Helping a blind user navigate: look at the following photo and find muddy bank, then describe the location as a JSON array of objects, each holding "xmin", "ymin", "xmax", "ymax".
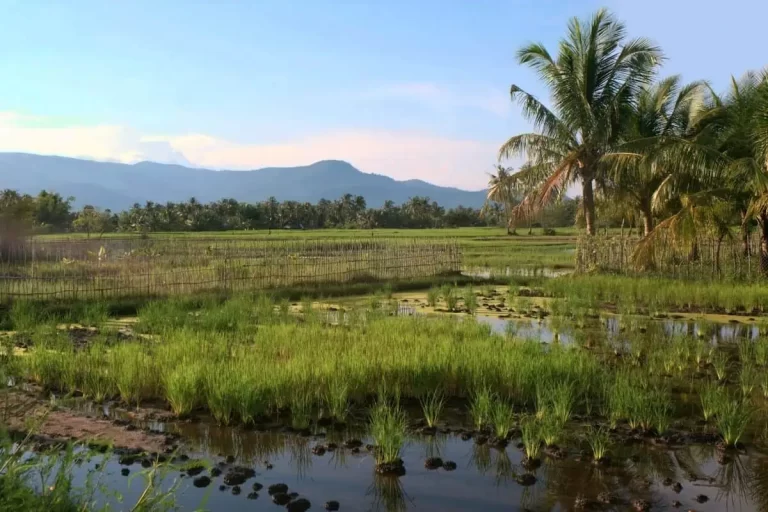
[{"xmin": 2, "ymin": 389, "xmax": 174, "ymax": 453}]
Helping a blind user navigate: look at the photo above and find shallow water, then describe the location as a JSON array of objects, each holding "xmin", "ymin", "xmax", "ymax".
[{"xmin": 59, "ymin": 422, "xmax": 768, "ymax": 511}]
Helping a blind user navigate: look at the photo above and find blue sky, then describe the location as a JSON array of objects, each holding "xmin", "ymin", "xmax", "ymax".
[{"xmin": 0, "ymin": 0, "xmax": 765, "ymax": 190}]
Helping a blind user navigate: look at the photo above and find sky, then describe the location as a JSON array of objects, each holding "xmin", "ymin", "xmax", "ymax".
[{"xmin": 0, "ymin": 0, "xmax": 765, "ymax": 191}]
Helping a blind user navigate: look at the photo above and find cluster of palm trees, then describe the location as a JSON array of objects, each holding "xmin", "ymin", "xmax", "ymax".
[{"xmin": 492, "ymin": 9, "xmax": 768, "ymax": 270}]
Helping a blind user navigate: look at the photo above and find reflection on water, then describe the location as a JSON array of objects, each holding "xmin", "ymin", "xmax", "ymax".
[
  {"xmin": 477, "ymin": 313, "xmax": 760, "ymax": 345},
  {"xmin": 462, "ymin": 267, "xmax": 574, "ymax": 279},
  {"xmin": 58, "ymin": 421, "xmax": 768, "ymax": 511}
]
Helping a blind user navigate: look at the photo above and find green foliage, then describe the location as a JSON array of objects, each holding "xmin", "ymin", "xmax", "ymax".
[
  {"xmin": 520, "ymin": 416, "xmax": 541, "ymax": 460},
  {"xmin": 716, "ymin": 398, "xmax": 751, "ymax": 447},
  {"xmin": 585, "ymin": 426, "xmax": 610, "ymax": 461},
  {"xmin": 370, "ymin": 401, "xmax": 408, "ymax": 464},
  {"xmin": 490, "ymin": 399, "xmax": 515, "ymax": 439}
]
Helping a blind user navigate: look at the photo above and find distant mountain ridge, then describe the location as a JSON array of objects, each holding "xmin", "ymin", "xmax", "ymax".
[{"xmin": 0, "ymin": 153, "xmax": 487, "ymax": 211}]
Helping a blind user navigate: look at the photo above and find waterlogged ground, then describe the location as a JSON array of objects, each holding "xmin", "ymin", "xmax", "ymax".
[{"xmin": 54, "ymin": 420, "xmax": 768, "ymax": 511}]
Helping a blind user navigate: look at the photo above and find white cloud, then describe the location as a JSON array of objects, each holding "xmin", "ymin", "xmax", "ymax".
[
  {"xmin": 0, "ymin": 111, "xmax": 497, "ymax": 190},
  {"xmin": 365, "ymin": 82, "xmax": 510, "ymax": 117}
]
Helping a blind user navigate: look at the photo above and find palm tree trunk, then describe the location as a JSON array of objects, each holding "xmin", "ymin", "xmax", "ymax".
[
  {"xmin": 759, "ymin": 214, "xmax": 768, "ymax": 276},
  {"xmin": 741, "ymin": 211, "xmax": 751, "ymax": 257},
  {"xmin": 640, "ymin": 203, "xmax": 653, "ymax": 237},
  {"xmin": 582, "ymin": 178, "xmax": 597, "ymax": 236}
]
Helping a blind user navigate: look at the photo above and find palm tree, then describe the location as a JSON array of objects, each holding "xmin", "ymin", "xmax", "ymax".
[
  {"xmin": 604, "ymin": 76, "xmax": 705, "ymax": 236},
  {"xmin": 483, "ymin": 165, "xmax": 517, "ymax": 234},
  {"xmin": 498, "ymin": 8, "xmax": 662, "ymax": 235}
]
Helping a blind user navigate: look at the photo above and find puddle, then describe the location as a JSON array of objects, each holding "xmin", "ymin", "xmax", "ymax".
[
  {"xmin": 462, "ymin": 267, "xmax": 573, "ymax": 279},
  {"xmin": 46, "ymin": 423, "xmax": 768, "ymax": 511}
]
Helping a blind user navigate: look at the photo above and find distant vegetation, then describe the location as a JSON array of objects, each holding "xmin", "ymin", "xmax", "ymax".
[{"xmin": 0, "ymin": 189, "xmax": 579, "ymax": 235}]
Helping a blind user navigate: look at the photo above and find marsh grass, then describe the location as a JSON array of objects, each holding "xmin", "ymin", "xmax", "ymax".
[
  {"xmin": 540, "ymin": 415, "xmax": 564, "ymax": 447},
  {"xmin": 490, "ymin": 399, "xmax": 514, "ymax": 439},
  {"xmin": 164, "ymin": 364, "xmax": 202, "ymax": 417},
  {"xmin": 700, "ymin": 381, "xmax": 729, "ymax": 423},
  {"xmin": 520, "ymin": 416, "xmax": 541, "ymax": 460},
  {"xmin": 370, "ymin": 401, "xmax": 408, "ymax": 464},
  {"xmin": 464, "ymin": 287, "xmax": 478, "ymax": 314},
  {"xmin": 426, "ymin": 287, "xmax": 439, "ymax": 308},
  {"xmin": 740, "ymin": 363, "xmax": 757, "ymax": 397},
  {"xmin": 442, "ymin": 286, "xmax": 458, "ymax": 312},
  {"xmin": 716, "ymin": 398, "xmax": 751, "ymax": 447},
  {"xmin": 470, "ymin": 387, "xmax": 494, "ymax": 431},
  {"xmin": 585, "ymin": 426, "xmax": 610, "ymax": 462},
  {"xmin": 419, "ymin": 389, "xmax": 445, "ymax": 428},
  {"xmin": 711, "ymin": 351, "xmax": 729, "ymax": 381},
  {"xmin": 325, "ymin": 379, "xmax": 350, "ymax": 421}
]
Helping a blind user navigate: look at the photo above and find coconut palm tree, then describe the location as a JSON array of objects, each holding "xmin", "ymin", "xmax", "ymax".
[
  {"xmin": 498, "ymin": 8, "xmax": 663, "ymax": 235},
  {"xmin": 603, "ymin": 76, "xmax": 705, "ymax": 236},
  {"xmin": 483, "ymin": 165, "xmax": 517, "ymax": 234}
]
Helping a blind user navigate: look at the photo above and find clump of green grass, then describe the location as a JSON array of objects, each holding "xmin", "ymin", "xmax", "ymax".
[
  {"xmin": 700, "ymin": 382, "xmax": 727, "ymax": 422},
  {"xmin": 464, "ymin": 287, "xmax": 478, "ymax": 315},
  {"xmin": 442, "ymin": 286, "xmax": 458, "ymax": 312},
  {"xmin": 325, "ymin": 379, "xmax": 350, "ymax": 421},
  {"xmin": 585, "ymin": 426, "xmax": 610, "ymax": 462},
  {"xmin": 741, "ymin": 363, "xmax": 757, "ymax": 397},
  {"xmin": 755, "ymin": 338, "xmax": 768, "ymax": 366},
  {"xmin": 290, "ymin": 388, "xmax": 313, "ymax": 429},
  {"xmin": 370, "ymin": 402, "xmax": 408, "ymax": 464},
  {"xmin": 420, "ymin": 389, "xmax": 445, "ymax": 429},
  {"xmin": 536, "ymin": 381, "xmax": 574, "ymax": 424},
  {"xmin": 520, "ymin": 416, "xmax": 541, "ymax": 461},
  {"xmin": 469, "ymin": 387, "xmax": 494, "ymax": 431},
  {"xmin": 9, "ymin": 299, "xmax": 49, "ymax": 332},
  {"xmin": 540, "ymin": 415, "xmax": 564, "ymax": 447},
  {"xmin": 109, "ymin": 343, "xmax": 158, "ymax": 408},
  {"xmin": 711, "ymin": 351, "xmax": 729, "ymax": 381},
  {"xmin": 164, "ymin": 364, "xmax": 202, "ymax": 417},
  {"xmin": 426, "ymin": 288, "xmax": 439, "ymax": 308},
  {"xmin": 716, "ymin": 399, "xmax": 751, "ymax": 447},
  {"xmin": 490, "ymin": 399, "xmax": 514, "ymax": 440}
]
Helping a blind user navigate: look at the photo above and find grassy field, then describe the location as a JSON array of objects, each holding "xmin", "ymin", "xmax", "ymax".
[{"xmin": 37, "ymin": 227, "xmax": 588, "ymax": 271}]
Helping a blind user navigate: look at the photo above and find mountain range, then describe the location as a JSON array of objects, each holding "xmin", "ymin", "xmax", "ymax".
[{"xmin": 0, "ymin": 153, "xmax": 487, "ymax": 211}]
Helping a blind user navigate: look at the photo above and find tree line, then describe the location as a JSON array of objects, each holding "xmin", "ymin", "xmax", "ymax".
[
  {"xmin": 492, "ymin": 8, "xmax": 768, "ymax": 270},
  {"xmin": 0, "ymin": 189, "xmax": 580, "ymax": 235}
]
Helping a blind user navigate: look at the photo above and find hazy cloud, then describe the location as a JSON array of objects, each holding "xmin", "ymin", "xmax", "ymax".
[
  {"xmin": 365, "ymin": 82, "xmax": 510, "ymax": 117},
  {"xmin": 0, "ymin": 111, "xmax": 496, "ymax": 190}
]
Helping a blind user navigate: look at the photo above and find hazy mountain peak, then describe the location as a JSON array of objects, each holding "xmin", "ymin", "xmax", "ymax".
[{"xmin": 0, "ymin": 153, "xmax": 487, "ymax": 210}]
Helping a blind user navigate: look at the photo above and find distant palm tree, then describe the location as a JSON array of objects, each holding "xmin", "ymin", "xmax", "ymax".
[
  {"xmin": 499, "ymin": 8, "xmax": 662, "ymax": 235},
  {"xmin": 483, "ymin": 165, "xmax": 517, "ymax": 234}
]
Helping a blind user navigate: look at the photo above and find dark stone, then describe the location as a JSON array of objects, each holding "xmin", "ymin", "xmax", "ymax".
[
  {"xmin": 521, "ymin": 457, "xmax": 541, "ymax": 471},
  {"xmin": 272, "ymin": 493, "xmax": 292, "ymax": 505},
  {"xmin": 375, "ymin": 460, "xmax": 406, "ymax": 476},
  {"xmin": 515, "ymin": 473, "xmax": 536, "ymax": 486},
  {"xmin": 286, "ymin": 498, "xmax": 311, "ymax": 512},
  {"xmin": 343, "ymin": 439, "xmax": 363, "ymax": 449},
  {"xmin": 120, "ymin": 468, "xmax": 130, "ymax": 477},
  {"xmin": 210, "ymin": 467, "xmax": 222, "ymax": 477},
  {"xmin": 231, "ymin": 485, "xmax": 241, "ymax": 496},
  {"xmin": 442, "ymin": 461, "xmax": 457, "ymax": 471},
  {"xmin": 193, "ymin": 476, "xmax": 211, "ymax": 488},
  {"xmin": 119, "ymin": 454, "xmax": 139, "ymax": 466},
  {"xmin": 312, "ymin": 445, "xmax": 327, "ymax": 456},
  {"xmin": 325, "ymin": 500, "xmax": 340, "ymax": 511},
  {"xmin": 419, "ymin": 426, "xmax": 437, "ymax": 436},
  {"xmin": 226, "ymin": 455, "xmax": 235, "ymax": 464},
  {"xmin": 186, "ymin": 464, "xmax": 205, "ymax": 476},
  {"xmin": 268, "ymin": 483, "xmax": 289, "ymax": 495},
  {"xmin": 247, "ymin": 492, "xmax": 259, "ymax": 500},
  {"xmin": 632, "ymin": 499, "xmax": 651, "ymax": 512},
  {"xmin": 223, "ymin": 466, "xmax": 256, "ymax": 486},
  {"xmin": 317, "ymin": 417, "xmax": 333, "ymax": 427},
  {"xmin": 424, "ymin": 457, "xmax": 443, "ymax": 470},
  {"xmin": 326, "ymin": 443, "xmax": 338, "ymax": 451},
  {"xmin": 289, "ymin": 492, "xmax": 299, "ymax": 499},
  {"xmin": 596, "ymin": 492, "xmax": 612, "ymax": 504},
  {"xmin": 672, "ymin": 482, "xmax": 683, "ymax": 493},
  {"xmin": 695, "ymin": 494, "xmax": 709, "ymax": 503},
  {"xmin": 252, "ymin": 482, "xmax": 264, "ymax": 492},
  {"xmin": 219, "ymin": 485, "xmax": 226, "ymax": 491}
]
